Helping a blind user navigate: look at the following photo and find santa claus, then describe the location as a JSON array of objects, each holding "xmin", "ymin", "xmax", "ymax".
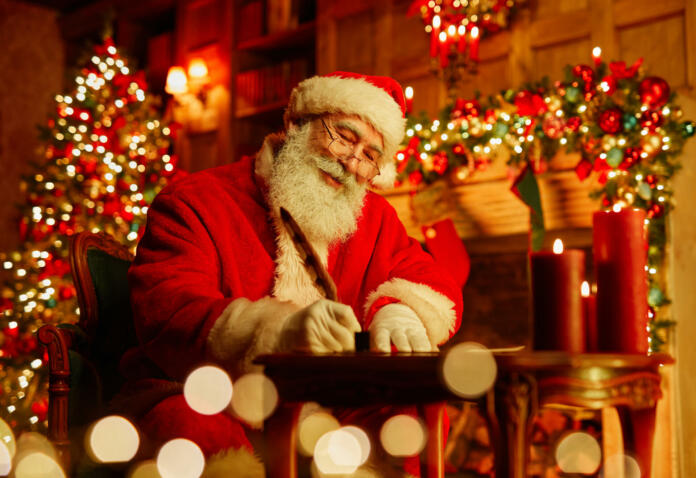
[{"xmin": 124, "ymin": 71, "xmax": 463, "ymax": 476}]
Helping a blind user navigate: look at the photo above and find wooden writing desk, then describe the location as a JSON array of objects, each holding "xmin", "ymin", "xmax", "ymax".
[{"xmin": 257, "ymin": 351, "xmax": 672, "ymax": 477}]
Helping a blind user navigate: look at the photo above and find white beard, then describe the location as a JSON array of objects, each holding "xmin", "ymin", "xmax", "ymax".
[{"xmin": 267, "ymin": 123, "xmax": 367, "ymax": 245}]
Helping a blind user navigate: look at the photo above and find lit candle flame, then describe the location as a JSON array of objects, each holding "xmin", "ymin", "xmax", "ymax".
[
  {"xmin": 439, "ymin": 31, "xmax": 447, "ymax": 42},
  {"xmin": 432, "ymin": 15, "xmax": 441, "ymax": 29},
  {"xmin": 471, "ymin": 26, "xmax": 480, "ymax": 38},
  {"xmin": 553, "ymin": 238, "xmax": 564, "ymax": 254},
  {"xmin": 404, "ymin": 86, "xmax": 414, "ymax": 100},
  {"xmin": 592, "ymin": 46, "xmax": 602, "ymax": 58},
  {"xmin": 581, "ymin": 281, "xmax": 590, "ymax": 297},
  {"xmin": 457, "ymin": 25, "xmax": 466, "ymax": 35},
  {"xmin": 612, "ymin": 203, "xmax": 623, "ymax": 212},
  {"xmin": 447, "ymin": 25, "xmax": 456, "ymax": 36}
]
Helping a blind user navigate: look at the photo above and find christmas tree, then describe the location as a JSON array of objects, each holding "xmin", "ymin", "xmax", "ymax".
[{"xmin": 0, "ymin": 38, "xmax": 179, "ymax": 432}]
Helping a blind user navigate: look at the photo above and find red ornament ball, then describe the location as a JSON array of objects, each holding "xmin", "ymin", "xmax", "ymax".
[
  {"xmin": 542, "ymin": 115, "xmax": 564, "ymax": 139},
  {"xmin": 566, "ymin": 116, "xmax": 581, "ymax": 132},
  {"xmin": 648, "ymin": 203, "xmax": 664, "ymax": 219},
  {"xmin": 433, "ymin": 152, "xmax": 449, "ymax": 174},
  {"xmin": 639, "ymin": 76, "xmax": 670, "ymax": 108},
  {"xmin": 620, "ymin": 147, "xmax": 642, "ymax": 169},
  {"xmin": 572, "ymin": 64, "xmax": 595, "ymax": 84},
  {"xmin": 598, "ymin": 108, "xmax": 623, "ymax": 134},
  {"xmin": 452, "ymin": 98, "xmax": 481, "ymax": 118},
  {"xmin": 645, "ymin": 174, "xmax": 658, "ymax": 186},
  {"xmin": 514, "ymin": 90, "xmax": 547, "ymax": 116},
  {"xmin": 408, "ymin": 170, "xmax": 423, "ymax": 186},
  {"xmin": 639, "ymin": 110, "xmax": 663, "ymax": 131}
]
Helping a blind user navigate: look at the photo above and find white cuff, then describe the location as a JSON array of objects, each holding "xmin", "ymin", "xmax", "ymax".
[
  {"xmin": 207, "ymin": 297, "xmax": 300, "ymax": 377},
  {"xmin": 364, "ymin": 278, "xmax": 457, "ymax": 347}
]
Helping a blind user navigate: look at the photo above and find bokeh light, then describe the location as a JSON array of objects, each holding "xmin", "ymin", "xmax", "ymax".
[
  {"xmin": 0, "ymin": 418, "xmax": 16, "ymax": 459},
  {"xmin": 14, "ymin": 453, "xmax": 65, "ymax": 478},
  {"xmin": 555, "ymin": 431, "xmax": 602, "ymax": 474},
  {"xmin": 601, "ymin": 454, "xmax": 641, "ymax": 478},
  {"xmin": 0, "ymin": 441, "xmax": 11, "ymax": 476},
  {"xmin": 14, "ymin": 433, "xmax": 56, "ymax": 464},
  {"xmin": 230, "ymin": 373, "xmax": 278, "ymax": 425},
  {"xmin": 313, "ymin": 429, "xmax": 361, "ymax": 474},
  {"xmin": 341, "ymin": 426, "xmax": 370, "ymax": 465},
  {"xmin": 183, "ymin": 366, "xmax": 233, "ymax": 415},
  {"xmin": 379, "ymin": 415, "xmax": 426, "ymax": 457},
  {"xmin": 441, "ymin": 342, "xmax": 497, "ymax": 398},
  {"xmin": 87, "ymin": 415, "xmax": 140, "ymax": 463},
  {"xmin": 297, "ymin": 412, "xmax": 340, "ymax": 457},
  {"xmin": 129, "ymin": 460, "xmax": 162, "ymax": 478},
  {"xmin": 156, "ymin": 439, "xmax": 205, "ymax": 478}
]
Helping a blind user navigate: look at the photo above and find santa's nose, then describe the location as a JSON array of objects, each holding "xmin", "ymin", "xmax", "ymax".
[{"xmin": 337, "ymin": 156, "xmax": 367, "ymax": 183}]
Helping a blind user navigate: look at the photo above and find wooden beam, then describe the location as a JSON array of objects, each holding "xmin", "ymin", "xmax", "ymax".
[
  {"xmin": 685, "ymin": 0, "xmax": 696, "ymax": 89},
  {"xmin": 530, "ymin": 10, "xmax": 591, "ymax": 48},
  {"xmin": 613, "ymin": 0, "xmax": 685, "ymax": 28}
]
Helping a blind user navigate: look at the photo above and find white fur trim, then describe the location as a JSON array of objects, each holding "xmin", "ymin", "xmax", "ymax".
[
  {"xmin": 370, "ymin": 161, "xmax": 396, "ymax": 189},
  {"xmin": 254, "ymin": 136, "xmax": 274, "ymax": 183},
  {"xmin": 286, "ymin": 75, "xmax": 405, "ymax": 183},
  {"xmin": 364, "ymin": 278, "xmax": 457, "ymax": 347},
  {"xmin": 203, "ymin": 447, "xmax": 264, "ymax": 478},
  {"xmin": 207, "ymin": 297, "xmax": 300, "ymax": 377}
]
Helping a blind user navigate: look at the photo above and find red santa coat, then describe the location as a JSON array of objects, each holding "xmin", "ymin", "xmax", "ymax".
[{"xmin": 125, "ymin": 139, "xmax": 463, "ymax": 382}]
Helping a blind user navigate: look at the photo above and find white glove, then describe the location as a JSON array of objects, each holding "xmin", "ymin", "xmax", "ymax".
[
  {"xmin": 278, "ymin": 299, "xmax": 361, "ymax": 353},
  {"xmin": 369, "ymin": 303, "xmax": 433, "ymax": 353}
]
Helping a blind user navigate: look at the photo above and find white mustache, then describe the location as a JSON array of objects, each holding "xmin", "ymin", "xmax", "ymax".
[{"xmin": 311, "ymin": 155, "xmax": 354, "ymax": 186}]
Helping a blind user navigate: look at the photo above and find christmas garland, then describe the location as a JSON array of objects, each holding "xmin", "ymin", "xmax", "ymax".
[{"xmin": 395, "ymin": 55, "xmax": 695, "ymax": 351}]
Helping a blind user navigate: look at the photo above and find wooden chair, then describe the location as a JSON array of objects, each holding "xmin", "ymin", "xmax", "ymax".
[{"xmin": 38, "ymin": 231, "xmax": 136, "ymax": 473}]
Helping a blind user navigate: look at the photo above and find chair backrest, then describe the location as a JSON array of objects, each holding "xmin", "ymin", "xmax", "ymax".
[
  {"xmin": 39, "ymin": 232, "xmax": 137, "ymax": 472},
  {"xmin": 69, "ymin": 231, "xmax": 137, "ymax": 405}
]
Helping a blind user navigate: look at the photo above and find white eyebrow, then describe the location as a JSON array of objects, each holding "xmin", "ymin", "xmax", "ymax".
[{"xmin": 335, "ymin": 121, "xmax": 384, "ymax": 157}]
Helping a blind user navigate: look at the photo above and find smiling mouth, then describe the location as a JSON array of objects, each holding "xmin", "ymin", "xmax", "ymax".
[{"xmin": 320, "ymin": 170, "xmax": 343, "ymax": 189}]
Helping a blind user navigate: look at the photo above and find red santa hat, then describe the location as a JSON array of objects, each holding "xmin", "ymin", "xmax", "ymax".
[{"xmin": 284, "ymin": 71, "xmax": 406, "ymax": 188}]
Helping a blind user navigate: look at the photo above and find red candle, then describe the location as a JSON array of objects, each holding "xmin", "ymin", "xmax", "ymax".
[
  {"xmin": 582, "ymin": 281, "xmax": 598, "ymax": 351},
  {"xmin": 457, "ymin": 25, "xmax": 467, "ymax": 54},
  {"xmin": 530, "ymin": 239, "xmax": 586, "ymax": 352},
  {"xmin": 430, "ymin": 15, "xmax": 441, "ymax": 58},
  {"xmin": 593, "ymin": 208, "xmax": 649, "ymax": 353},
  {"xmin": 592, "ymin": 46, "xmax": 602, "ymax": 68},
  {"xmin": 404, "ymin": 86, "xmax": 414, "ymax": 114},
  {"xmin": 469, "ymin": 26, "xmax": 480, "ymax": 62},
  {"xmin": 439, "ymin": 31, "xmax": 449, "ymax": 68}
]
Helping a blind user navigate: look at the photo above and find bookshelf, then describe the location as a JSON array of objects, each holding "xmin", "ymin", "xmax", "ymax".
[{"xmin": 231, "ymin": 0, "xmax": 317, "ymax": 159}]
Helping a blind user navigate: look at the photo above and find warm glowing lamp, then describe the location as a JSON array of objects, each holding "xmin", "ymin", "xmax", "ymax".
[
  {"xmin": 165, "ymin": 66, "xmax": 187, "ymax": 95},
  {"xmin": 187, "ymin": 58, "xmax": 209, "ymax": 81}
]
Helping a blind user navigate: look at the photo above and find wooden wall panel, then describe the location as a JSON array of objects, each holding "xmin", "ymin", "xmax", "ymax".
[
  {"xmin": 471, "ymin": 57, "xmax": 510, "ymax": 98},
  {"xmin": 618, "ymin": 14, "xmax": 687, "ymax": 87},
  {"xmin": 335, "ymin": 10, "xmax": 376, "ymax": 73},
  {"xmin": 533, "ymin": 37, "xmax": 593, "ymax": 82},
  {"xmin": 533, "ymin": 0, "xmax": 588, "ymax": 18}
]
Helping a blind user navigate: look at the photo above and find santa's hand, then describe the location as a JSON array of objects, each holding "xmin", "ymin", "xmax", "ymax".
[
  {"xmin": 369, "ymin": 303, "xmax": 433, "ymax": 353},
  {"xmin": 278, "ymin": 299, "xmax": 361, "ymax": 353}
]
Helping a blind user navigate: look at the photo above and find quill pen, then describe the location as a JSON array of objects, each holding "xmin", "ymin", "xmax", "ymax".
[{"xmin": 279, "ymin": 207, "xmax": 338, "ymax": 301}]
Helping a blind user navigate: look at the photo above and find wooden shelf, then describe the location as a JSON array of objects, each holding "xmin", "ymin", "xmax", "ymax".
[
  {"xmin": 235, "ymin": 99, "xmax": 288, "ymax": 118},
  {"xmin": 237, "ymin": 21, "xmax": 316, "ymax": 52}
]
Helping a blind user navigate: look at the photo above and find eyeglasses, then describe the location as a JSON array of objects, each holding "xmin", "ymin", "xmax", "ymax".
[{"xmin": 321, "ymin": 118, "xmax": 381, "ymax": 181}]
